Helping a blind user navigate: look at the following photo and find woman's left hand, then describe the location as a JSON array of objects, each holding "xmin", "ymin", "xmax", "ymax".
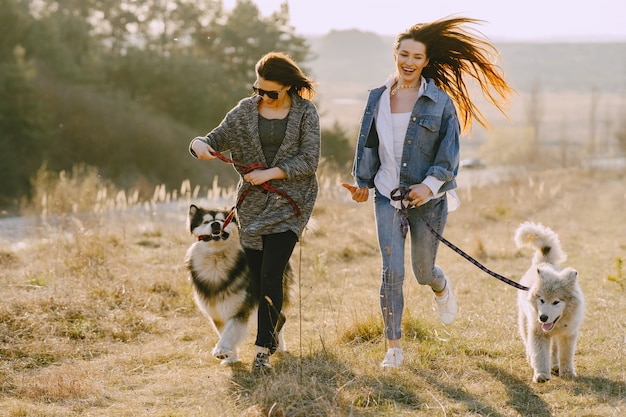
[
  {"xmin": 407, "ymin": 184, "xmax": 432, "ymax": 206},
  {"xmin": 244, "ymin": 170, "xmax": 268, "ymax": 186},
  {"xmin": 244, "ymin": 167, "xmax": 285, "ymax": 186}
]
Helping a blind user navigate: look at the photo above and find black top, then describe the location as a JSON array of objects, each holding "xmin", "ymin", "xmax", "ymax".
[{"xmin": 258, "ymin": 113, "xmax": 288, "ymax": 165}]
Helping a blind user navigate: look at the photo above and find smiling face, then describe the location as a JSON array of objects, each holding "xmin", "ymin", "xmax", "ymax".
[
  {"xmin": 394, "ymin": 39, "xmax": 429, "ymax": 85},
  {"xmin": 530, "ymin": 268, "xmax": 569, "ymax": 332},
  {"xmin": 534, "ymin": 291, "xmax": 565, "ymax": 332}
]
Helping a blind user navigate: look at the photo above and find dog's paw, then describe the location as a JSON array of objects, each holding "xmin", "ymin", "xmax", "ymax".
[
  {"xmin": 559, "ymin": 369, "xmax": 576, "ymax": 378},
  {"xmin": 533, "ymin": 372, "xmax": 551, "ymax": 383},
  {"xmin": 219, "ymin": 355, "xmax": 240, "ymax": 365},
  {"xmin": 212, "ymin": 346, "xmax": 237, "ymax": 363}
]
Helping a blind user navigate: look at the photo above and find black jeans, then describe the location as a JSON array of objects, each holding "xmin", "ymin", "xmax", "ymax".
[{"xmin": 244, "ymin": 231, "xmax": 297, "ymax": 351}]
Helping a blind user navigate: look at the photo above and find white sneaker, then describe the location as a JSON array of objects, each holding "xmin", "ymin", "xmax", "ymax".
[
  {"xmin": 435, "ymin": 276, "xmax": 458, "ymax": 324},
  {"xmin": 381, "ymin": 348, "xmax": 404, "ymax": 368}
]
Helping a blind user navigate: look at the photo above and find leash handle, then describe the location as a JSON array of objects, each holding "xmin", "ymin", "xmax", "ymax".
[{"xmin": 390, "ymin": 187, "xmax": 529, "ymax": 291}]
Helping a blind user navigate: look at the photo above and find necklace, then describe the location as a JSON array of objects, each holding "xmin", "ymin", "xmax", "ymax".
[{"xmin": 390, "ymin": 82, "xmax": 419, "ymax": 96}]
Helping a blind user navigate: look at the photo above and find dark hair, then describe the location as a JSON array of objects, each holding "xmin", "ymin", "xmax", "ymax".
[
  {"xmin": 255, "ymin": 52, "xmax": 316, "ymax": 100},
  {"xmin": 395, "ymin": 17, "xmax": 514, "ymax": 133}
]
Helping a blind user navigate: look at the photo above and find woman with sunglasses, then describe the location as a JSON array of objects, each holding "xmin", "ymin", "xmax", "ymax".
[
  {"xmin": 189, "ymin": 51, "xmax": 320, "ymax": 372},
  {"xmin": 342, "ymin": 17, "xmax": 514, "ymax": 368}
]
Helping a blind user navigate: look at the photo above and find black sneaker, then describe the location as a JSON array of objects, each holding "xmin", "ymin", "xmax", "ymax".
[{"xmin": 252, "ymin": 352, "xmax": 271, "ymax": 373}]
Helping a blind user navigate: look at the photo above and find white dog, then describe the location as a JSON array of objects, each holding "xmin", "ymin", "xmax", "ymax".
[{"xmin": 515, "ymin": 222, "xmax": 585, "ymax": 383}]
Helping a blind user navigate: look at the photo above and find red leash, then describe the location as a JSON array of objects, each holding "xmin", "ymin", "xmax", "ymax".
[{"xmin": 209, "ymin": 150, "xmax": 301, "ymax": 230}]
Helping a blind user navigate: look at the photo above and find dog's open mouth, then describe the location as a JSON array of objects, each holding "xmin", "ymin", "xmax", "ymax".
[
  {"xmin": 541, "ymin": 316, "xmax": 560, "ymax": 332},
  {"xmin": 198, "ymin": 232, "xmax": 230, "ymax": 242}
]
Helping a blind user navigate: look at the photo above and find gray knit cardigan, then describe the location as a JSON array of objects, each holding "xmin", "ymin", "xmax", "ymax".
[{"xmin": 190, "ymin": 93, "xmax": 321, "ymax": 250}]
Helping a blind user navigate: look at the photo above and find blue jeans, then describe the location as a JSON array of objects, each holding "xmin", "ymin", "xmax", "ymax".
[{"xmin": 374, "ymin": 189, "xmax": 448, "ymax": 341}]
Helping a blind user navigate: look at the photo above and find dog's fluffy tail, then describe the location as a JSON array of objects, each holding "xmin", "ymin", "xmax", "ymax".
[{"xmin": 514, "ymin": 221, "xmax": 567, "ymax": 266}]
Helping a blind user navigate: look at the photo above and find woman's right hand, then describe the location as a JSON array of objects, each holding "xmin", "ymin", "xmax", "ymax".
[
  {"xmin": 191, "ymin": 137, "xmax": 217, "ymax": 160},
  {"xmin": 341, "ymin": 183, "xmax": 369, "ymax": 203}
]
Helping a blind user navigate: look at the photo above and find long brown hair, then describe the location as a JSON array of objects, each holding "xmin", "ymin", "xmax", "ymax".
[
  {"xmin": 255, "ymin": 52, "xmax": 316, "ymax": 100},
  {"xmin": 395, "ymin": 17, "xmax": 514, "ymax": 133}
]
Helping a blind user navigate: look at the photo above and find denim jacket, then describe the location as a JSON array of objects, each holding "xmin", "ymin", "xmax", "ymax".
[{"xmin": 351, "ymin": 79, "xmax": 460, "ymax": 194}]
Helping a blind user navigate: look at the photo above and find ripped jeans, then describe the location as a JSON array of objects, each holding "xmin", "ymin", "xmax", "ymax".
[{"xmin": 374, "ymin": 189, "xmax": 448, "ymax": 341}]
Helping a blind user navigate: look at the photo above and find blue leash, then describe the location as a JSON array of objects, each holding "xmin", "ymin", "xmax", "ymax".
[{"xmin": 390, "ymin": 187, "xmax": 529, "ymax": 291}]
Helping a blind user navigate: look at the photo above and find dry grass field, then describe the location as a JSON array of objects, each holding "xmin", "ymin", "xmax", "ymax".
[{"xmin": 0, "ymin": 165, "xmax": 625, "ymax": 416}]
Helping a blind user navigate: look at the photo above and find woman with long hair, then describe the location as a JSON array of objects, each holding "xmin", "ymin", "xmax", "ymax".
[
  {"xmin": 191, "ymin": 52, "xmax": 320, "ymax": 371},
  {"xmin": 343, "ymin": 17, "xmax": 514, "ymax": 368}
]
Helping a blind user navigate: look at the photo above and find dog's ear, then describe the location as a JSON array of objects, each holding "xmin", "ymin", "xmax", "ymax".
[
  {"xmin": 188, "ymin": 205, "xmax": 199, "ymax": 233},
  {"xmin": 562, "ymin": 267, "xmax": 578, "ymax": 284},
  {"xmin": 535, "ymin": 267, "xmax": 550, "ymax": 284}
]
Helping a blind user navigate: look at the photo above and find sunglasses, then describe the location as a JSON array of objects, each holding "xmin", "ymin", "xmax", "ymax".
[{"xmin": 252, "ymin": 85, "xmax": 285, "ymax": 100}]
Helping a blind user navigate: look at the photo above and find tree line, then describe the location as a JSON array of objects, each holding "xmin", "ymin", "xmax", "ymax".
[{"xmin": 0, "ymin": 0, "xmax": 353, "ymax": 211}]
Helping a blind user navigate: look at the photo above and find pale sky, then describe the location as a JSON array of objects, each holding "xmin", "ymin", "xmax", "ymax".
[{"xmin": 224, "ymin": 0, "xmax": 626, "ymax": 41}]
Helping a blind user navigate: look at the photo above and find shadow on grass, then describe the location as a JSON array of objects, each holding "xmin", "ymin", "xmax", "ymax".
[
  {"xmin": 401, "ymin": 364, "xmax": 510, "ymax": 417},
  {"xmin": 480, "ymin": 363, "xmax": 551, "ymax": 417},
  {"xmin": 575, "ymin": 375, "xmax": 626, "ymax": 408},
  {"xmin": 481, "ymin": 363, "xmax": 626, "ymax": 416},
  {"xmin": 227, "ymin": 349, "xmax": 427, "ymax": 416},
  {"xmin": 223, "ymin": 347, "xmax": 625, "ymax": 416}
]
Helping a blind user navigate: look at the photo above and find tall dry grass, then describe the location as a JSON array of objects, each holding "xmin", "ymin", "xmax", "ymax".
[{"xmin": 0, "ymin": 165, "xmax": 625, "ymax": 416}]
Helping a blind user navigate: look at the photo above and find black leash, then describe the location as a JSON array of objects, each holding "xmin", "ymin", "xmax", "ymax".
[{"xmin": 390, "ymin": 187, "xmax": 529, "ymax": 291}]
